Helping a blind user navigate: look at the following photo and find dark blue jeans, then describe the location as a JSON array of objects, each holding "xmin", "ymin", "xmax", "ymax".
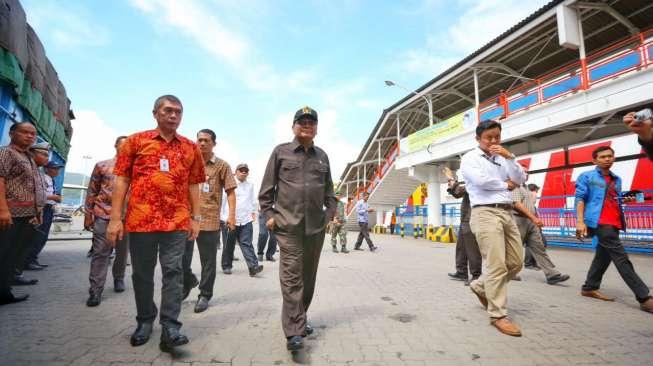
[
  {"xmin": 582, "ymin": 225, "xmax": 650, "ymax": 302},
  {"xmin": 129, "ymin": 231, "xmax": 186, "ymax": 329},
  {"xmin": 221, "ymin": 222, "xmax": 259, "ymax": 270},
  {"xmin": 257, "ymin": 216, "xmax": 277, "ymax": 259}
]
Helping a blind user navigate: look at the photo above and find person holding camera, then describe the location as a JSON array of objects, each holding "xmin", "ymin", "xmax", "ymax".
[{"xmin": 623, "ymin": 108, "xmax": 653, "ymax": 161}]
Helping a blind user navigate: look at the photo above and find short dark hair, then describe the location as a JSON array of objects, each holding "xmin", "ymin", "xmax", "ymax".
[
  {"xmin": 198, "ymin": 129, "xmax": 216, "ymax": 143},
  {"xmin": 9, "ymin": 121, "xmax": 33, "ymax": 132},
  {"xmin": 153, "ymin": 95, "xmax": 182, "ymax": 112},
  {"xmin": 527, "ymin": 183, "xmax": 539, "ymax": 192},
  {"xmin": 114, "ymin": 135, "xmax": 128, "ymax": 146},
  {"xmin": 476, "ymin": 120, "xmax": 502, "ymax": 137},
  {"xmin": 592, "ymin": 146, "xmax": 614, "ymax": 159}
]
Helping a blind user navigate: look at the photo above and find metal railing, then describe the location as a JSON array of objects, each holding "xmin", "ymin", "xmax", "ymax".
[{"xmin": 478, "ymin": 28, "xmax": 653, "ymax": 122}]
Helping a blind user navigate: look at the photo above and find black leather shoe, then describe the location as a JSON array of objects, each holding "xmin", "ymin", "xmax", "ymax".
[
  {"xmin": 130, "ymin": 323, "xmax": 153, "ymax": 347},
  {"xmin": 194, "ymin": 296, "xmax": 209, "ymax": 313},
  {"xmin": 266, "ymin": 256, "xmax": 276, "ymax": 262},
  {"xmin": 183, "ymin": 273, "xmax": 199, "ymax": 300},
  {"xmin": 304, "ymin": 324, "xmax": 314, "ymax": 336},
  {"xmin": 33, "ymin": 260, "xmax": 48, "ymax": 268},
  {"xmin": 24, "ymin": 263, "xmax": 45, "ymax": 271},
  {"xmin": 286, "ymin": 335, "xmax": 304, "ymax": 351},
  {"xmin": 249, "ymin": 264, "xmax": 264, "ymax": 277},
  {"xmin": 448, "ymin": 272, "xmax": 468, "ymax": 281},
  {"xmin": 340, "ymin": 247, "xmax": 349, "ymax": 254},
  {"xmin": 354, "ymin": 246, "xmax": 363, "ymax": 251},
  {"xmin": 114, "ymin": 279, "xmax": 125, "ymax": 293},
  {"xmin": 86, "ymin": 292, "xmax": 101, "ymax": 307},
  {"xmin": 160, "ymin": 327, "xmax": 189, "ymax": 352},
  {"xmin": 546, "ymin": 274, "xmax": 570, "ymax": 285},
  {"xmin": 370, "ymin": 245, "xmax": 379, "ymax": 252},
  {"xmin": 223, "ymin": 268, "xmax": 232, "ymax": 275},
  {"xmin": 13, "ymin": 276, "xmax": 38, "ymax": 286},
  {"xmin": 0, "ymin": 293, "xmax": 29, "ymax": 305},
  {"xmin": 332, "ymin": 246, "xmax": 339, "ymax": 253}
]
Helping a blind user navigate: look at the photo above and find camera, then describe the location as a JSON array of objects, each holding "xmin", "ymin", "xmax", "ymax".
[{"xmin": 634, "ymin": 108, "xmax": 652, "ymax": 124}]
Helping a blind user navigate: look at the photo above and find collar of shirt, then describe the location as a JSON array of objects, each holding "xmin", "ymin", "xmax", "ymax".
[
  {"xmin": 291, "ymin": 137, "xmax": 315, "ymax": 153},
  {"xmin": 144, "ymin": 128, "xmax": 181, "ymax": 143},
  {"xmin": 207, "ymin": 154, "xmax": 217, "ymax": 165}
]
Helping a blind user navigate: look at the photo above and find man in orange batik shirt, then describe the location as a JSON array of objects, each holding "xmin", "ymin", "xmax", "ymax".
[{"xmin": 107, "ymin": 95, "xmax": 205, "ymax": 353}]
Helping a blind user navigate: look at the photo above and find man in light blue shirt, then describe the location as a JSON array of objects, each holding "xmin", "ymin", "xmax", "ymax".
[
  {"xmin": 460, "ymin": 120, "xmax": 525, "ymax": 337},
  {"xmin": 354, "ymin": 193, "xmax": 377, "ymax": 251}
]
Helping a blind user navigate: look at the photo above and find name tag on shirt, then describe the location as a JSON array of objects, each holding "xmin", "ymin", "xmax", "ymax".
[
  {"xmin": 160, "ymin": 158, "xmax": 170, "ymax": 172},
  {"xmin": 203, "ymin": 183, "xmax": 210, "ymax": 193}
]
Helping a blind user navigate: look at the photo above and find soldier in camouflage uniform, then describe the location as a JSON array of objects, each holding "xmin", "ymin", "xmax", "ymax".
[{"xmin": 330, "ymin": 191, "xmax": 349, "ymax": 253}]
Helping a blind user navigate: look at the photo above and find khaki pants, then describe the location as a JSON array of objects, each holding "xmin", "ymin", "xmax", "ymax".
[
  {"xmin": 514, "ymin": 216, "xmax": 560, "ymax": 279},
  {"xmin": 469, "ymin": 206, "xmax": 523, "ymax": 319}
]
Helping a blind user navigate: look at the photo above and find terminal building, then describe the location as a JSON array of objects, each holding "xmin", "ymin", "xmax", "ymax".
[{"xmin": 338, "ymin": 0, "xmax": 653, "ymax": 252}]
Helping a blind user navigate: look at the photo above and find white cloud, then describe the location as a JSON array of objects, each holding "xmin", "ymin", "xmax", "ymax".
[
  {"xmin": 397, "ymin": 0, "xmax": 550, "ymax": 77},
  {"xmin": 66, "ymin": 110, "xmax": 119, "ymax": 175},
  {"xmin": 129, "ymin": 0, "xmax": 314, "ymax": 92},
  {"xmin": 24, "ymin": 1, "xmax": 109, "ymax": 48}
]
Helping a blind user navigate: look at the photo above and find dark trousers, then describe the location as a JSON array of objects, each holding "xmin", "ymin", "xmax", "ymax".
[
  {"xmin": 276, "ymin": 225, "xmax": 325, "ymax": 337},
  {"xmin": 257, "ymin": 217, "xmax": 277, "ymax": 259},
  {"xmin": 455, "ymin": 222, "xmax": 482, "ymax": 278},
  {"xmin": 390, "ymin": 223, "xmax": 395, "ymax": 235},
  {"xmin": 582, "ymin": 225, "xmax": 650, "ymax": 302},
  {"xmin": 88, "ymin": 218, "xmax": 129, "ymax": 294},
  {"xmin": 0, "ymin": 217, "xmax": 33, "ymax": 298},
  {"xmin": 221, "ymin": 222, "xmax": 259, "ymax": 270},
  {"xmin": 355, "ymin": 222, "xmax": 373, "ymax": 248},
  {"xmin": 183, "ymin": 230, "xmax": 219, "ymax": 299},
  {"xmin": 129, "ymin": 231, "xmax": 186, "ymax": 329},
  {"xmin": 23, "ymin": 204, "xmax": 54, "ymax": 267},
  {"xmin": 220, "ymin": 221, "xmax": 228, "ymax": 250}
]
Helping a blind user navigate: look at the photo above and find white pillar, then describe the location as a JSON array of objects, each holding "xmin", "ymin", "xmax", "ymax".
[
  {"xmin": 426, "ymin": 168, "xmax": 441, "ymax": 226},
  {"xmin": 376, "ymin": 210, "xmax": 384, "ymax": 227}
]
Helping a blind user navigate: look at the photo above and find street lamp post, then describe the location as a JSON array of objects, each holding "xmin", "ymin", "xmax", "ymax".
[{"xmin": 385, "ymin": 80, "xmax": 434, "ymax": 126}]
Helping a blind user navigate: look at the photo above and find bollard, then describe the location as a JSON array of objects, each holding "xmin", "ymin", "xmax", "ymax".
[
  {"xmin": 413, "ymin": 224, "xmax": 419, "ymax": 239},
  {"xmin": 400, "ymin": 223, "xmax": 405, "ymax": 238}
]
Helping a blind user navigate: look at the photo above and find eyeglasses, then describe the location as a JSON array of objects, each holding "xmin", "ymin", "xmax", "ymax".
[{"xmin": 239, "ymin": 169, "xmax": 249, "ymax": 174}]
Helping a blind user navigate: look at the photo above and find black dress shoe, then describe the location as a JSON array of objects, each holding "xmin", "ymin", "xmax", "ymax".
[
  {"xmin": 266, "ymin": 256, "xmax": 276, "ymax": 262},
  {"xmin": 130, "ymin": 323, "xmax": 153, "ymax": 347},
  {"xmin": 183, "ymin": 273, "xmax": 199, "ymax": 300},
  {"xmin": 114, "ymin": 279, "xmax": 125, "ymax": 293},
  {"xmin": 223, "ymin": 268, "xmax": 232, "ymax": 275},
  {"xmin": 33, "ymin": 261, "xmax": 48, "ymax": 268},
  {"xmin": 86, "ymin": 292, "xmax": 101, "ymax": 307},
  {"xmin": 304, "ymin": 324, "xmax": 314, "ymax": 336},
  {"xmin": 160, "ymin": 327, "xmax": 189, "ymax": 352},
  {"xmin": 13, "ymin": 276, "xmax": 38, "ymax": 286},
  {"xmin": 448, "ymin": 272, "xmax": 468, "ymax": 281},
  {"xmin": 546, "ymin": 273, "xmax": 570, "ymax": 285},
  {"xmin": 354, "ymin": 246, "xmax": 363, "ymax": 251},
  {"xmin": 194, "ymin": 296, "xmax": 209, "ymax": 313},
  {"xmin": 24, "ymin": 263, "xmax": 45, "ymax": 271},
  {"xmin": 0, "ymin": 293, "xmax": 29, "ymax": 305},
  {"xmin": 370, "ymin": 245, "xmax": 379, "ymax": 252},
  {"xmin": 249, "ymin": 264, "xmax": 264, "ymax": 277},
  {"xmin": 286, "ymin": 335, "xmax": 304, "ymax": 351}
]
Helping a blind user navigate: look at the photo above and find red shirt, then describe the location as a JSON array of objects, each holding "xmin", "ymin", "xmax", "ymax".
[
  {"xmin": 598, "ymin": 175, "xmax": 622, "ymax": 229},
  {"xmin": 113, "ymin": 129, "xmax": 205, "ymax": 232}
]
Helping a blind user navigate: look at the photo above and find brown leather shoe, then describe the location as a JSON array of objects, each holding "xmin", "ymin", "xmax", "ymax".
[
  {"xmin": 581, "ymin": 290, "xmax": 615, "ymax": 302},
  {"xmin": 640, "ymin": 297, "xmax": 653, "ymax": 313},
  {"xmin": 470, "ymin": 286, "xmax": 488, "ymax": 309},
  {"xmin": 491, "ymin": 317, "xmax": 522, "ymax": 337}
]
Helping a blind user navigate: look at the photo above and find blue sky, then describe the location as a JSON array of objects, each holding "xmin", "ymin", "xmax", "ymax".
[{"xmin": 23, "ymin": 0, "xmax": 549, "ymax": 186}]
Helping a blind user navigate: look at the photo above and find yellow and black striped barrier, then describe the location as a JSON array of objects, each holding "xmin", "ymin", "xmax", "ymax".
[
  {"xmin": 400, "ymin": 223, "xmax": 405, "ymax": 238},
  {"xmin": 433, "ymin": 225, "xmax": 457, "ymax": 243}
]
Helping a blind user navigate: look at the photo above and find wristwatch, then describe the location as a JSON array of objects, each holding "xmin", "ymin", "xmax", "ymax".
[{"xmin": 191, "ymin": 215, "xmax": 202, "ymax": 221}]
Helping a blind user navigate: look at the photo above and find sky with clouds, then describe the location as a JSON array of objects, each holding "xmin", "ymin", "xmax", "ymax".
[{"xmin": 23, "ymin": 0, "xmax": 550, "ymax": 187}]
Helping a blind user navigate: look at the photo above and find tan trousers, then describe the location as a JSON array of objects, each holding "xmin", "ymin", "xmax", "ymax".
[
  {"xmin": 276, "ymin": 227, "xmax": 325, "ymax": 338},
  {"xmin": 469, "ymin": 206, "xmax": 523, "ymax": 319}
]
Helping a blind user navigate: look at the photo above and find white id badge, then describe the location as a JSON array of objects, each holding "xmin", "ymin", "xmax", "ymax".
[
  {"xmin": 159, "ymin": 158, "xmax": 170, "ymax": 172},
  {"xmin": 202, "ymin": 183, "xmax": 210, "ymax": 193}
]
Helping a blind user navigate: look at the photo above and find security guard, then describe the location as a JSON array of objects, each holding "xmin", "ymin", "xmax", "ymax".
[
  {"xmin": 330, "ymin": 190, "xmax": 349, "ymax": 253},
  {"xmin": 259, "ymin": 106, "xmax": 336, "ymax": 351}
]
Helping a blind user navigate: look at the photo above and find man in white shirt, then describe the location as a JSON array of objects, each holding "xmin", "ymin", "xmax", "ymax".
[
  {"xmin": 460, "ymin": 120, "xmax": 526, "ymax": 337},
  {"xmin": 220, "ymin": 164, "xmax": 263, "ymax": 276}
]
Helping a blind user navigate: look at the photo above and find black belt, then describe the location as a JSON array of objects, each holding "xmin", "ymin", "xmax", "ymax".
[{"xmin": 473, "ymin": 203, "xmax": 514, "ymax": 210}]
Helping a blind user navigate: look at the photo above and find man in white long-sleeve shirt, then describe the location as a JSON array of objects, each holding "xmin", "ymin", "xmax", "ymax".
[
  {"xmin": 460, "ymin": 120, "xmax": 526, "ymax": 337},
  {"xmin": 220, "ymin": 164, "xmax": 263, "ymax": 277}
]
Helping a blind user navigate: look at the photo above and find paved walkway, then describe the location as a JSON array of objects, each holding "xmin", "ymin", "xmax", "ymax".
[{"xmin": 2, "ymin": 231, "xmax": 653, "ymax": 365}]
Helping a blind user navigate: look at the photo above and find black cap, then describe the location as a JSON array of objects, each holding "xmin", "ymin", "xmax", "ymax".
[{"xmin": 293, "ymin": 106, "xmax": 318, "ymax": 124}]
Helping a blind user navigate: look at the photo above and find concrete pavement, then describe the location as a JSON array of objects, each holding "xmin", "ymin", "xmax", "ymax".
[{"xmin": 1, "ymin": 231, "xmax": 653, "ymax": 365}]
